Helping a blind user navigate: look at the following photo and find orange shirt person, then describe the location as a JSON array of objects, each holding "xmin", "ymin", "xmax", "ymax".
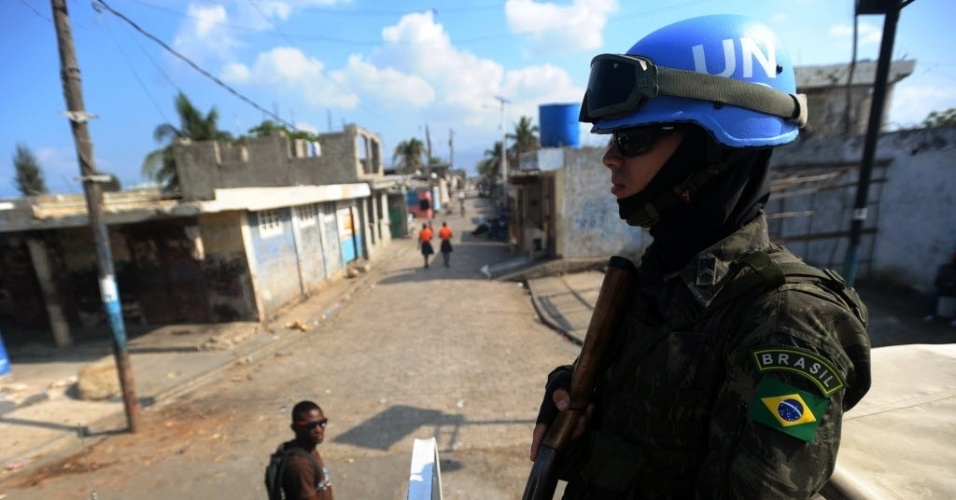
[
  {"xmin": 419, "ymin": 223, "xmax": 434, "ymax": 268},
  {"xmin": 438, "ymin": 222, "xmax": 454, "ymax": 267}
]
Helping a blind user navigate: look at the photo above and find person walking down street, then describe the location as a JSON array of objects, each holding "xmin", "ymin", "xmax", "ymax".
[
  {"xmin": 281, "ymin": 401, "xmax": 333, "ymax": 500},
  {"xmin": 419, "ymin": 222, "xmax": 434, "ymax": 269},
  {"xmin": 438, "ymin": 221, "xmax": 454, "ymax": 267},
  {"xmin": 530, "ymin": 15, "xmax": 871, "ymax": 499}
]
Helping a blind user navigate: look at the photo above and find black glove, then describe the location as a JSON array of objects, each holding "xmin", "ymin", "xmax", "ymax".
[{"xmin": 536, "ymin": 365, "xmax": 573, "ymax": 425}]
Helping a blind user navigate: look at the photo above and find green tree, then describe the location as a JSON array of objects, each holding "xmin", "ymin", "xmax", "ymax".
[
  {"xmin": 392, "ymin": 138, "xmax": 426, "ymax": 175},
  {"xmin": 921, "ymin": 108, "xmax": 956, "ymax": 128},
  {"xmin": 509, "ymin": 116, "xmax": 540, "ymax": 157},
  {"xmin": 476, "ymin": 140, "xmax": 505, "ymax": 188},
  {"xmin": 102, "ymin": 173, "xmax": 122, "ymax": 192},
  {"xmin": 142, "ymin": 92, "xmax": 233, "ymax": 192},
  {"xmin": 12, "ymin": 143, "xmax": 48, "ymax": 196},
  {"xmin": 243, "ymin": 120, "xmax": 319, "ymax": 142}
]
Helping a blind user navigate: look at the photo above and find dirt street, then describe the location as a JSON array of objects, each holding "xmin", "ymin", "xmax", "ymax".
[
  {"xmin": 0, "ymin": 204, "xmax": 580, "ymax": 499},
  {"xmin": 0, "ymin": 195, "xmax": 952, "ymax": 499}
]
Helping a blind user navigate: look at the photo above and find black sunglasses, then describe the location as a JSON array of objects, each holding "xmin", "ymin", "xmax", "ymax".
[
  {"xmin": 611, "ymin": 125, "xmax": 678, "ymax": 157},
  {"xmin": 295, "ymin": 418, "xmax": 328, "ymax": 430}
]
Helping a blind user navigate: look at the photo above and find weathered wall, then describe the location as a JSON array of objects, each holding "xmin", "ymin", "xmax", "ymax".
[
  {"xmin": 772, "ymin": 126, "xmax": 956, "ymax": 291},
  {"xmin": 556, "ymin": 147, "xmax": 651, "ymax": 259},
  {"xmin": 320, "ymin": 204, "xmax": 343, "ymax": 278},
  {"xmin": 248, "ymin": 208, "xmax": 302, "ymax": 316},
  {"xmin": 198, "ymin": 212, "xmax": 258, "ymax": 321},
  {"xmin": 0, "ymin": 236, "xmax": 45, "ymax": 330},
  {"xmin": 549, "ymin": 127, "xmax": 954, "ymax": 292},
  {"xmin": 121, "ymin": 220, "xmax": 211, "ymax": 323},
  {"xmin": 290, "ymin": 205, "xmax": 327, "ymax": 295},
  {"xmin": 175, "ymin": 125, "xmax": 383, "ymax": 201}
]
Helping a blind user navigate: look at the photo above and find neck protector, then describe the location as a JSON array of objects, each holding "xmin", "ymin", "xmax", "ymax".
[{"xmin": 617, "ymin": 126, "xmax": 773, "ymax": 273}]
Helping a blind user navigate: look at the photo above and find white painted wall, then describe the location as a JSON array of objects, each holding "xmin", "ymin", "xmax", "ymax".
[
  {"xmin": 546, "ymin": 126, "xmax": 956, "ymax": 293},
  {"xmin": 555, "ymin": 147, "xmax": 651, "ymax": 259},
  {"xmin": 772, "ymin": 126, "xmax": 956, "ymax": 292}
]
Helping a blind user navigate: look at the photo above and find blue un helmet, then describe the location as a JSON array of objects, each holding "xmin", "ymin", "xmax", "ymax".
[{"xmin": 579, "ymin": 14, "xmax": 807, "ymax": 148}]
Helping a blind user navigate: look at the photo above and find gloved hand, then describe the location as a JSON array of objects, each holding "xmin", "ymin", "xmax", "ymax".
[
  {"xmin": 535, "ymin": 365, "xmax": 573, "ymax": 425},
  {"xmin": 531, "ymin": 364, "xmax": 595, "ymax": 462}
]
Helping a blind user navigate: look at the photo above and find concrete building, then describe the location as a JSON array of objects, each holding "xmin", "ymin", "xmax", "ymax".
[
  {"xmin": 0, "ymin": 125, "xmax": 410, "ymax": 348},
  {"xmin": 507, "ymin": 59, "xmax": 946, "ymax": 287},
  {"xmin": 795, "ymin": 60, "xmax": 916, "ymax": 138},
  {"xmin": 511, "ymin": 126, "xmax": 956, "ymax": 293}
]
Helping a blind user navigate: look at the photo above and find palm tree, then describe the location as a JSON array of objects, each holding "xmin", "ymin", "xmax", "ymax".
[
  {"xmin": 392, "ymin": 138, "xmax": 426, "ymax": 175},
  {"xmin": 510, "ymin": 116, "xmax": 540, "ymax": 157},
  {"xmin": 476, "ymin": 140, "xmax": 505, "ymax": 188},
  {"xmin": 142, "ymin": 92, "xmax": 233, "ymax": 192}
]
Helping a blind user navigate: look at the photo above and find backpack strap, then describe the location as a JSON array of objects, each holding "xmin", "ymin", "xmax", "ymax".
[{"xmin": 281, "ymin": 443, "xmax": 323, "ymax": 492}]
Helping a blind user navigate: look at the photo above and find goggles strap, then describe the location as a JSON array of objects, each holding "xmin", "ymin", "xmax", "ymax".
[{"xmin": 656, "ymin": 67, "xmax": 808, "ymax": 128}]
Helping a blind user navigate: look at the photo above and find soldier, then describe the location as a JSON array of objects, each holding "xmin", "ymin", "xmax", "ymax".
[{"xmin": 530, "ymin": 15, "xmax": 872, "ymax": 498}]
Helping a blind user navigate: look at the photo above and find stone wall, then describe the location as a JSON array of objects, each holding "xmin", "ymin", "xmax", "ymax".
[{"xmin": 174, "ymin": 125, "xmax": 383, "ymax": 201}]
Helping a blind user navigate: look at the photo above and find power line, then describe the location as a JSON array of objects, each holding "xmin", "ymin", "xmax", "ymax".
[
  {"xmin": 99, "ymin": 13, "xmax": 172, "ymax": 126},
  {"xmin": 17, "ymin": 0, "xmax": 51, "ymax": 21},
  {"xmin": 92, "ymin": 0, "xmax": 297, "ymax": 131}
]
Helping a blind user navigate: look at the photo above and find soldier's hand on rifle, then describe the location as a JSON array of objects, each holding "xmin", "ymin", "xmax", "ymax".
[{"xmin": 530, "ymin": 367, "xmax": 593, "ymax": 461}]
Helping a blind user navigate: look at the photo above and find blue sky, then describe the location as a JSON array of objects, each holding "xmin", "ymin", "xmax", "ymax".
[{"xmin": 3, "ymin": 0, "xmax": 955, "ymax": 198}]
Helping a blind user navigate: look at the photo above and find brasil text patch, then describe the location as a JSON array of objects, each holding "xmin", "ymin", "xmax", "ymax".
[
  {"xmin": 748, "ymin": 378, "xmax": 829, "ymax": 442},
  {"xmin": 751, "ymin": 346, "xmax": 845, "ymax": 396}
]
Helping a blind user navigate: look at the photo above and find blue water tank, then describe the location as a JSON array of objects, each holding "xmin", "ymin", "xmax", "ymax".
[
  {"xmin": 0, "ymin": 330, "xmax": 10, "ymax": 378},
  {"xmin": 539, "ymin": 103, "xmax": 581, "ymax": 148}
]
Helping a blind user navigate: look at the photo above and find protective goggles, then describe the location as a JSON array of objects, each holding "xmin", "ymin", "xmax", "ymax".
[{"xmin": 579, "ymin": 54, "xmax": 807, "ymax": 127}]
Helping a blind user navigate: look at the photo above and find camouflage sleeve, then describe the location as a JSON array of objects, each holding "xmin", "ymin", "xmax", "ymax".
[{"xmin": 698, "ymin": 284, "xmax": 866, "ymax": 498}]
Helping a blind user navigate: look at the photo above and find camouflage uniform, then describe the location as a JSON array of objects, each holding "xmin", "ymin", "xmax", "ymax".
[{"xmin": 556, "ymin": 213, "xmax": 871, "ymax": 499}]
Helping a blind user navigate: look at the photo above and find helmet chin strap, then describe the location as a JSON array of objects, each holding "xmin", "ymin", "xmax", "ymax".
[{"xmin": 624, "ymin": 149, "xmax": 750, "ymax": 228}]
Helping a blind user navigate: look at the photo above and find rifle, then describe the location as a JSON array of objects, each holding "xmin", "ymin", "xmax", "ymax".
[{"xmin": 521, "ymin": 256, "xmax": 638, "ymax": 500}]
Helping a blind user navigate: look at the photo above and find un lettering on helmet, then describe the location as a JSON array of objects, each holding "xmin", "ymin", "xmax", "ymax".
[{"xmin": 589, "ymin": 15, "xmax": 800, "ymax": 148}]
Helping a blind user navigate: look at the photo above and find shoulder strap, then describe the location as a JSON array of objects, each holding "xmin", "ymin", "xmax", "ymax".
[
  {"xmin": 284, "ymin": 446, "xmax": 322, "ymax": 490},
  {"xmin": 706, "ymin": 250, "xmax": 851, "ymax": 314}
]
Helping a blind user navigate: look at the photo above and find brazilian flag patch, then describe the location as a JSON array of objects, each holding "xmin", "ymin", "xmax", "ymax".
[{"xmin": 747, "ymin": 378, "xmax": 829, "ymax": 443}]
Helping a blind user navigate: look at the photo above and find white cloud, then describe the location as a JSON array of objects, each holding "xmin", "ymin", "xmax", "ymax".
[
  {"xmin": 172, "ymin": 0, "xmax": 354, "ymax": 63},
  {"xmin": 221, "ymin": 8, "xmax": 584, "ymax": 163},
  {"xmin": 829, "ymin": 21, "xmax": 883, "ymax": 46},
  {"xmin": 339, "ymin": 56, "xmax": 434, "ymax": 107},
  {"xmin": 362, "ymin": 11, "xmax": 505, "ymax": 115},
  {"xmin": 172, "ymin": 4, "xmax": 239, "ymax": 63},
  {"xmin": 220, "ymin": 62, "xmax": 251, "ymax": 83},
  {"xmin": 221, "ymin": 47, "xmax": 359, "ymax": 108},
  {"xmin": 888, "ymin": 84, "xmax": 956, "ymax": 129},
  {"xmin": 504, "ymin": 0, "xmax": 618, "ymax": 55}
]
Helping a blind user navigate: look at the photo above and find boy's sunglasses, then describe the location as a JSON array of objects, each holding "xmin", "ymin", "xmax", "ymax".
[
  {"xmin": 611, "ymin": 125, "xmax": 678, "ymax": 157},
  {"xmin": 295, "ymin": 418, "xmax": 328, "ymax": 430}
]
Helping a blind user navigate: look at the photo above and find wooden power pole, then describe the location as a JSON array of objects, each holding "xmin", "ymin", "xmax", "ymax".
[{"xmin": 51, "ymin": 0, "xmax": 140, "ymax": 432}]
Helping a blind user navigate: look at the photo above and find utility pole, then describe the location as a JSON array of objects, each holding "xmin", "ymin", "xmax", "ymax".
[
  {"xmin": 448, "ymin": 127, "xmax": 455, "ymax": 168},
  {"xmin": 843, "ymin": 0, "xmax": 910, "ymax": 287},
  {"xmin": 51, "ymin": 0, "xmax": 140, "ymax": 432},
  {"xmin": 494, "ymin": 95, "xmax": 509, "ymax": 211}
]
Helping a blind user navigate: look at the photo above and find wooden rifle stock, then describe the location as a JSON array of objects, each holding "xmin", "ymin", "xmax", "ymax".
[{"xmin": 522, "ymin": 256, "xmax": 638, "ymax": 500}]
